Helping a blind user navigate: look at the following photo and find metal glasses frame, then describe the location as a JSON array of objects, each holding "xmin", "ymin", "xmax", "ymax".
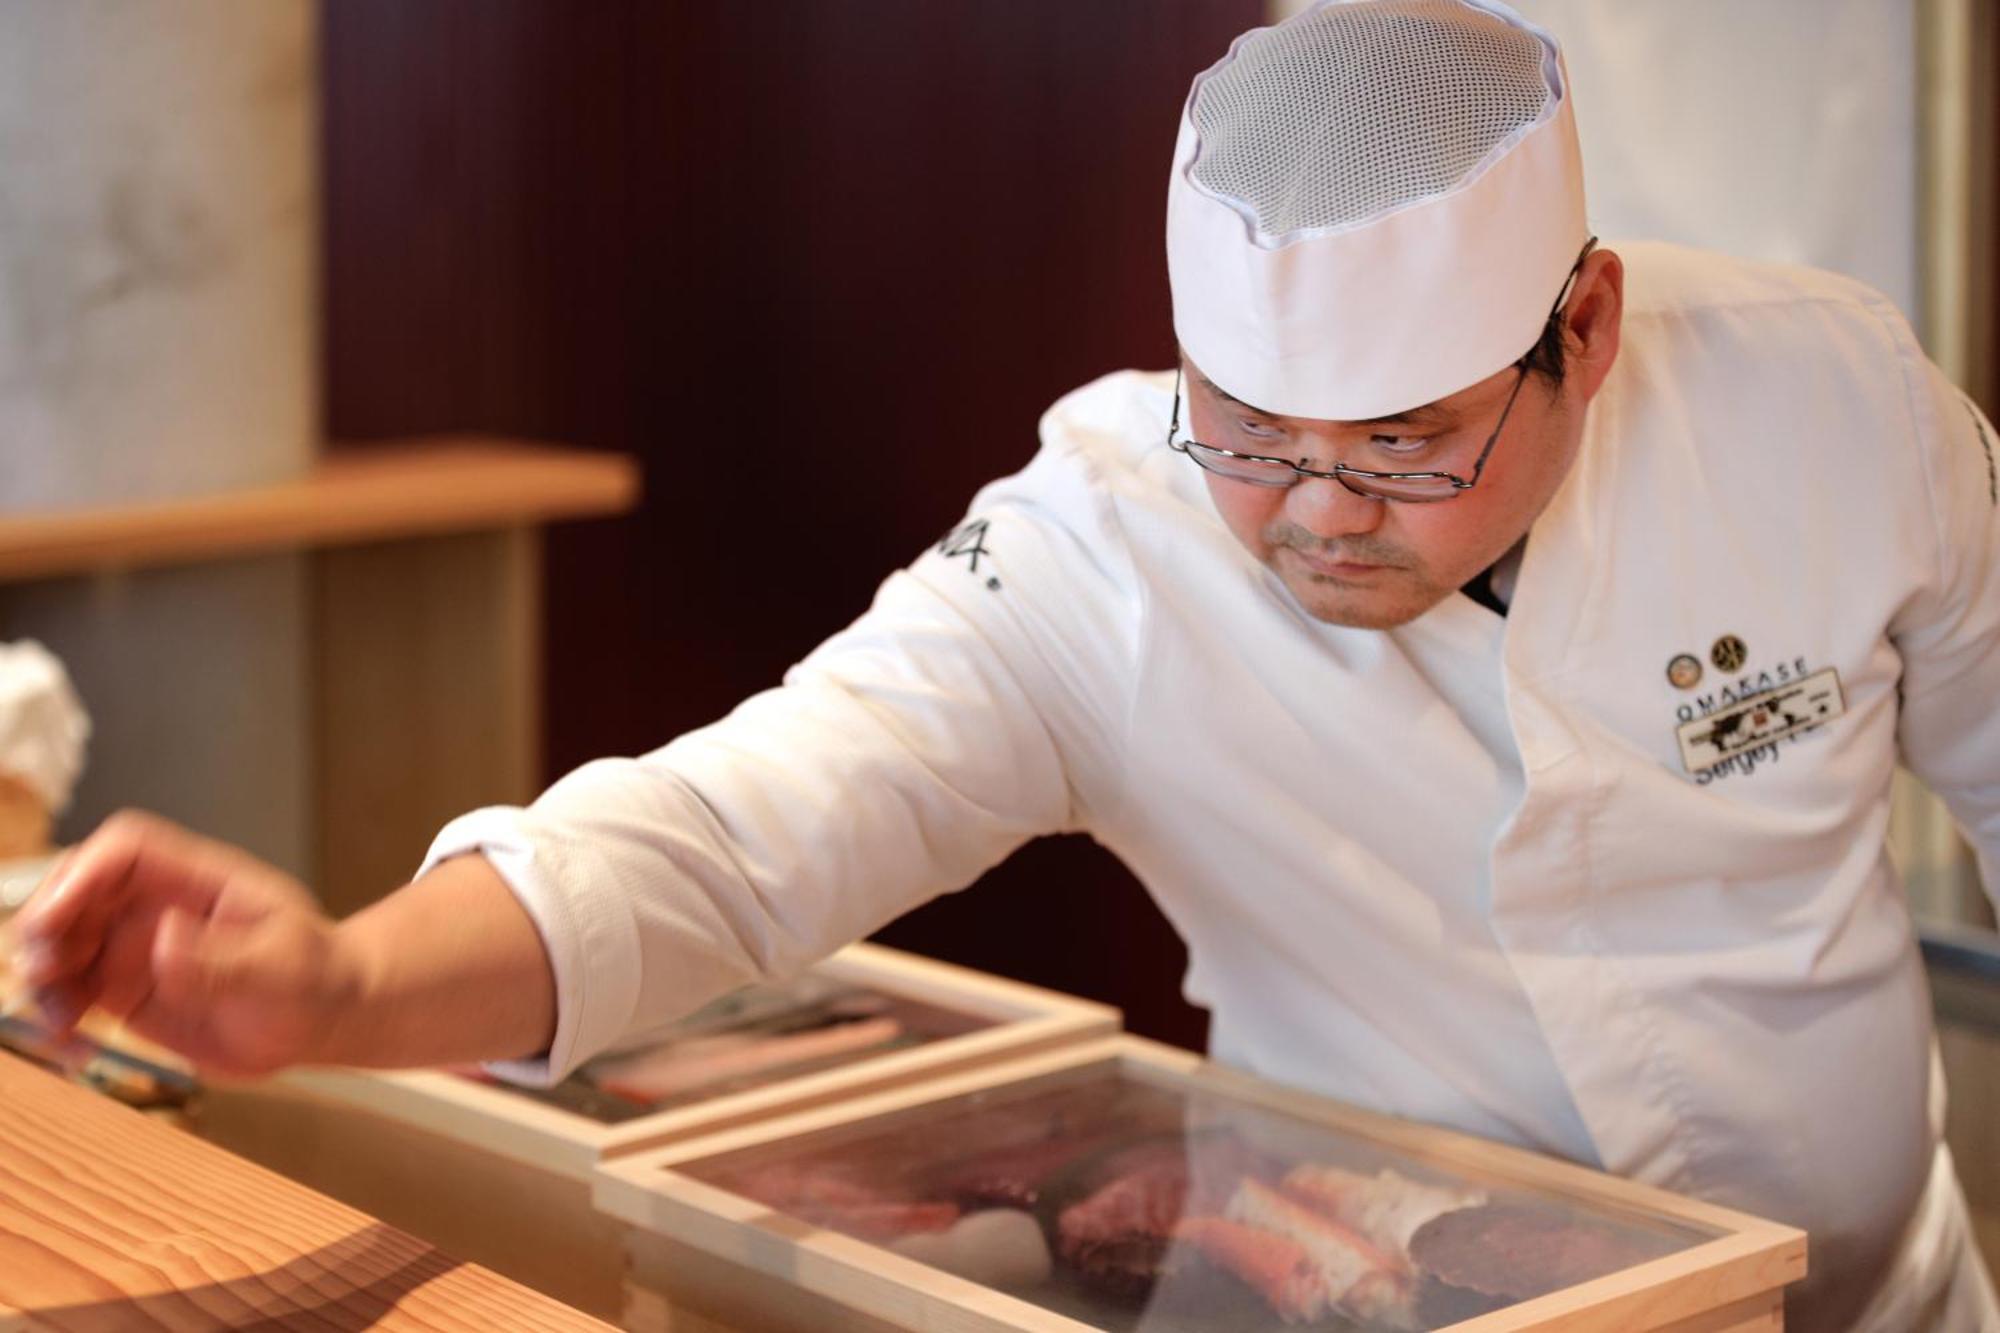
[{"xmin": 1167, "ymin": 236, "xmax": 1599, "ymax": 503}]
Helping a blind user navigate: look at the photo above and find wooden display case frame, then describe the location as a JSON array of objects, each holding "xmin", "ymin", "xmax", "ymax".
[{"xmin": 596, "ymin": 1036, "xmax": 1807, "ymax": 1333}]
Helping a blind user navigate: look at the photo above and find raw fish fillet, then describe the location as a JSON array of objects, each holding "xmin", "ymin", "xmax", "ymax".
[
  {"xmin": 720, "ymin": 1160, "xmax": 959, "ymax": 1241},
  {"xmin": 1059, "ymin": 1156, "xmax": 1189, "ymax": 1245},
  {"xmin": 591, "ymin": 1015, "xmax": 903, "ymax": 1101},
  {"xmin": 1227, "ymin": 1178, "xmax": 1417, "ymax": 1329},
  {"xmin": 1282, "ymin": 1164, "xmax": 1486, "ymax": 1260},
  {"xmin": 1174, "ymin": 1215, "xmax": 1327, "ymax": 1323},
  {"xmin": 1055, "ymin": 1155, "xmax": 1191, "ymax": 1296}
]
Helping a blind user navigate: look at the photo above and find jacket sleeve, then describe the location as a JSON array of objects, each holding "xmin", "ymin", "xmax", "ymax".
[
  {"xmin": 420, "ymin": 447, "xmax": 1141, "ymax": 1084},
  {"xmin": 1892, "ymin": 359, "xmax": 2000, "ymax": 906}
]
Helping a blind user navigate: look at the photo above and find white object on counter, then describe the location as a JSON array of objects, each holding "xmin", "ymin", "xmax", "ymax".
[{"xmin": 0, "ymin": 642, "xmax": 88, "ymax": 816}]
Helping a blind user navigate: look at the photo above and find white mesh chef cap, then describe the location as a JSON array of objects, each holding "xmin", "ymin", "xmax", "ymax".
[
  {"xmin": 1167, "ymin": 0, "xmax": 1588, "ymax": 420},
  {"xmin": 0, "ymin": 641, "xmax": 89, "ymax": 815}
]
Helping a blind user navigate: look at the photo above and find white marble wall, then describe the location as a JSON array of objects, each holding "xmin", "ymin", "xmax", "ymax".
[
  {"xmin": 0, "ymin": 560, "xmax": 311, "ymax": 872},
  {"xmin": 0, "ymin": 0, "xmax": 315, "ymax": 507},
  {"xmin": 0, "ymin": 1, "xmax": 316, "ymax": 874},
  {"xmin": 1266, "ymin": 0, "xmax": 1919, "ymax": 324},
  {"xmin": 1506, "ymin": 0, "xmax": 1919, "ymax": 320}
]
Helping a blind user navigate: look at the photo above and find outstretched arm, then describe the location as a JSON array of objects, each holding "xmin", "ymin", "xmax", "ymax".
[
  {"xmin": 7, "ymin": 811, "xmax": 554, "ymax": 1078},
  {"xmin": 9, "ymin": 427, "xmax": 1141, "ymax": 1082}
]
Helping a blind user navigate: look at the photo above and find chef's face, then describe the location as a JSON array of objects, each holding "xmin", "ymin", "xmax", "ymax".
[{"xmin": 1187, "ymin": 248, "xmax": 1623, "ymax": 629}]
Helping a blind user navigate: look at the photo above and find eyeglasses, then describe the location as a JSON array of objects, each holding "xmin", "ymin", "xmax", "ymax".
[{"xmin": 1167, "ymin": 237, "xmax": 1598, "ymax": 503}]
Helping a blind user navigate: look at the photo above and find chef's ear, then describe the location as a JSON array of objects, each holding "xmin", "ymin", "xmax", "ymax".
[{"xmin": 1562, "ymin": 247, "xmax": 1623, "ymax": 404}]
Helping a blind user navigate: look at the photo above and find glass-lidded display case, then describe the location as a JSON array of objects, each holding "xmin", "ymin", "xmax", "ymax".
[
  {"xmin": 191, "ymin": 943, "xmax": 1116, "ymax": 1320},
  {"xmin": 264, "ymin": 942, "xmax": 1116, "ymax": 1178},
  {"xmin": 596, "ymin": 1038, "xmax": 1805, "ymax": 1333}
]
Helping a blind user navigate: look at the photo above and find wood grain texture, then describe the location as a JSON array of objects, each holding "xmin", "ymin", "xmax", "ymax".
[
  {"xmin": 623, "ymin": 1216, "xmax": 1789, "ymax": 1333},
  {"xmin": 0, "ymin": 1053, "xmax": 611, "ymax": 1330},
  {"xmin": 313, "ymin": 528, "xmax": 542, "ymax": 918},
  {"xmin": 1648, "ymin": 1292, "xmax": 1783, "ymax": 1332},
  {"xmin": 193, "ymin": 1078, "xmax": 631, "ymax": 1323},
  {"xmin": 0, "ymin": 440, "xmax": 636, "ymax": 583},
  {"xmin": 625, "ymin": 1232, "xmax": 909, "ymax": 1333}
]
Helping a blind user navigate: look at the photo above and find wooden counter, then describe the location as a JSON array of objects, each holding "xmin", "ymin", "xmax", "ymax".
[{"xmin": 0, "ymin": 1053, "xmax": 612, "ymax": 1331}]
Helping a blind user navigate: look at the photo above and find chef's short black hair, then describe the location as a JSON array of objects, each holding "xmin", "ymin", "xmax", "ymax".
[{"xmin": 1523, "ymin": 312, "xmax": 1569, "ymax": 388}]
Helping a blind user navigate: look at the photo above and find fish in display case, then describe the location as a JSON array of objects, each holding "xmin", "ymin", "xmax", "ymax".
[{"xmin": 679, "ymin": 1069, "xmax": 1702, "ymax": 1331}]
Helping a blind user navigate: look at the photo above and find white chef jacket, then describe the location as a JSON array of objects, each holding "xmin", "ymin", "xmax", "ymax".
[{"xmin": 424, "ymin": 242, "xmax": 2000, "ymax": 1331}]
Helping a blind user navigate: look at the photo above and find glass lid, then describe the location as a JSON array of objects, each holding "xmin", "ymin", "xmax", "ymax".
[
  {"xmin": 463, "ymin": 971, "xmax": 996, "ymax": 1123},
  {"xmin": 678, "ymin": 1066, "xmax": 1715, "ymax": 1331}
]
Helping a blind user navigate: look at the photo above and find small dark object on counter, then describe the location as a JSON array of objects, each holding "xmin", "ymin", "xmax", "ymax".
[{"xmin": 0, "ymin": 1012, "xmax": 196, "ymax": 1112}]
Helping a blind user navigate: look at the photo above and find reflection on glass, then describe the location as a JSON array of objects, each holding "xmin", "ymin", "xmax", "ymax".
[
  {"xmin": 461, "ymin": 973, "xmax": 995, "ymax": 1123},
  {"xmin": 682, "ymin": 1071, "xmax": 1716, "ymax": 1332}
]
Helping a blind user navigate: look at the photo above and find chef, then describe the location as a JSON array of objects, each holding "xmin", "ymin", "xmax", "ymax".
[{"xmin": 10, "ymin": 2, "xmax": 1998, "ymax": 1327}]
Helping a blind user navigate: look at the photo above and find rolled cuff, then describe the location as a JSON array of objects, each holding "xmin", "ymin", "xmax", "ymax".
[{"xmin": 417, "ymin": 806, "xmax": 641, "ymax": 1087}]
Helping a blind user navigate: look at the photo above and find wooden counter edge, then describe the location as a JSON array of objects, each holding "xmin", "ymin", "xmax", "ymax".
[{"xmin": 0, "ymin": 1052, "xmax": 613, "ymax": 1330}]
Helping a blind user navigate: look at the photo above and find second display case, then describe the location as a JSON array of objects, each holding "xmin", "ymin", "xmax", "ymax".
[{"xmin": 596, "ymin": 1037, "xmax": 1806, "ymax": 1332}]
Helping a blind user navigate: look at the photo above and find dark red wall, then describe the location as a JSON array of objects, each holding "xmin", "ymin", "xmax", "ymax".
[{"xmin": 321, "ymin": 2, "xmax": 1265, "ymax": 1047}]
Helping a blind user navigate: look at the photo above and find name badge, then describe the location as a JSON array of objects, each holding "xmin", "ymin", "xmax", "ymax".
[{"xmin": 1676, "ymin": 667, "xmax": 1845, "ymax": 774}]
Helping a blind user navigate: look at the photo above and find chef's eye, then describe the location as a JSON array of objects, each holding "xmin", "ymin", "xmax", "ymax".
[
  {"xmin": 1369, "ymin": 434, "xmax": 1433, "ymax": 455},
  {"xmin": 1237, "ymin": 418, "xmax": 1283, "ymax": 439}
]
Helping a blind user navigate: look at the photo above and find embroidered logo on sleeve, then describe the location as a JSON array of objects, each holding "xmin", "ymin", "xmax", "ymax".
[
  {"xmin": 1675, "ymin": 666, "xmax": 1845, "ymax": 779},
  {"xmin": 936, "ymin": 518, "xmax": 1002, "ymax": 591}
]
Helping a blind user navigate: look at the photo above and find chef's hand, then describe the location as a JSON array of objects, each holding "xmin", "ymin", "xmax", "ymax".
[
  {"xmin": 7, "ymin": 810, "xmax": 355, "ymax": 1079},
  {"xmin": 7, "ymin": 810, "xmax": 556, "ymax": 1079}
]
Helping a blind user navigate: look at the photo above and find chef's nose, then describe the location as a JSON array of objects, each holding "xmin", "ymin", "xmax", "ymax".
[{"xmin": 1284, "ymin": 472, "xmax": 1386, "ymax": 539}]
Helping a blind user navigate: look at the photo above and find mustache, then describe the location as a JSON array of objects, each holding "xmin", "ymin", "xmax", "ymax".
[{"xmin": 1263, "ymin": 525, "xmax": 1414, "ymax": 569}]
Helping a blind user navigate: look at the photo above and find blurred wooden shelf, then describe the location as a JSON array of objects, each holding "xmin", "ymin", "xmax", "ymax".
[{"xmin": 0, "ymin": 438, "xmax": 640, "ymax": 583}]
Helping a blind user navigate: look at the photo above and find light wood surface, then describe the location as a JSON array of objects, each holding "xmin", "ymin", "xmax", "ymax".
[
  {"xmin": 0, "ymin": 439, "xmax": 638, "ymax": 583},
  {"xmin": 313, "ymin": 528, "xmax": 544, "ymax": 917},
  {"xmin": 0, "ymin": 1053, "xmax": 612, "ymax": 1331},
  {"xmin": 194, "ymin": 1076, "xmax": 633, "ymax": 1323},
  {"xmin": 626, "ymin": 1232, "xmax": 910, "ymax": 1333},
  {"xmin": 623, "ymin": 1237, "xmax": 1788, "ymax": 1333},
  {"xmin": 1649, "ymin": 1292, "xmax": 1783, "ymax": 1332},
  {"xmin": 598, "ymin": 1036, "xmax": 1804, "ymax": 1333}
]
